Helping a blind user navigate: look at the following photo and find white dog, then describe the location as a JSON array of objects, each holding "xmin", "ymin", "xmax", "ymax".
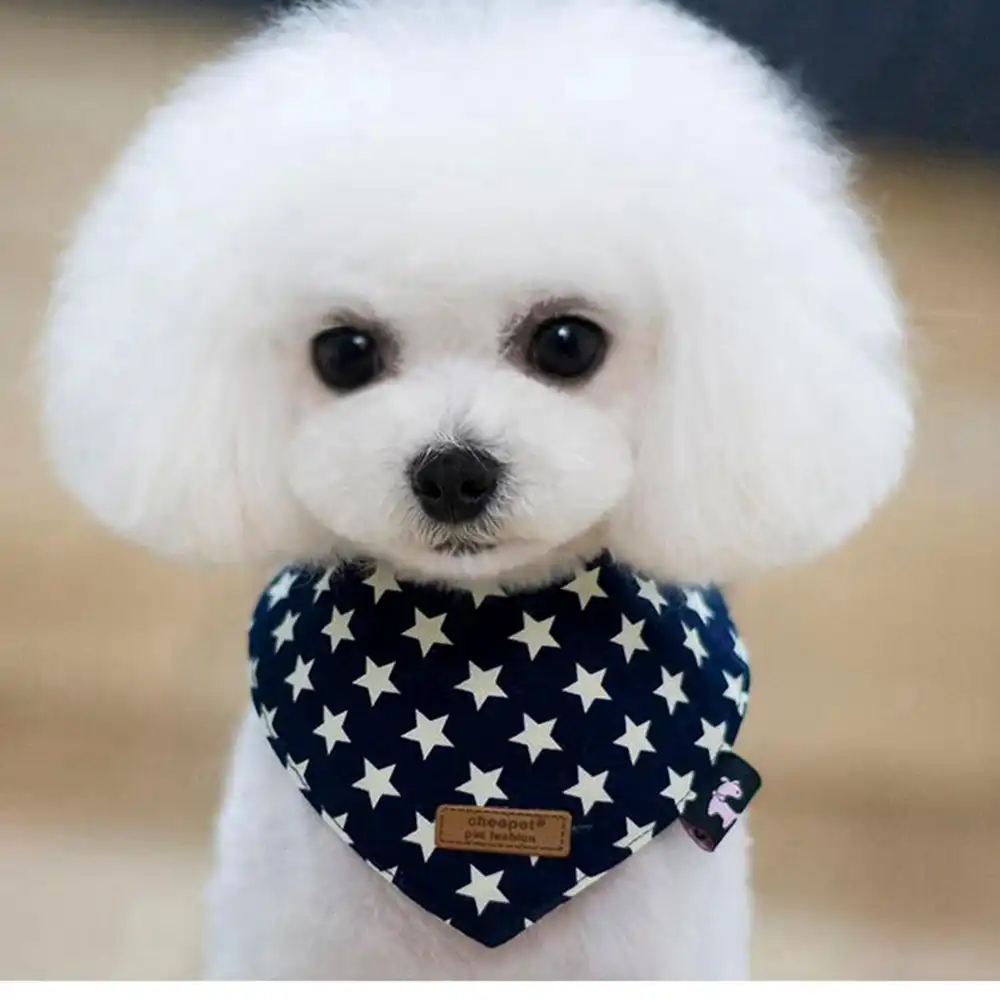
[{"xmin": 40, "ymin": 0, "xmax": 911, "ymax": 980}]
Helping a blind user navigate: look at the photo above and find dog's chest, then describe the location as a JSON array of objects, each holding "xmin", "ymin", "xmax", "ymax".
[{"xmin": 249, "ymin": 558, "xmax": 755, "ymax": 948}]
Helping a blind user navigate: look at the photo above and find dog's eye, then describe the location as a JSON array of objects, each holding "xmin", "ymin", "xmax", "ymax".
[
  {"xmin": 526, "ymin": 316, "xmax": 608, "ymax": 381},
  {"xmin": 311, "ymin": 326, "xmax": 384, "ymax": 391}
]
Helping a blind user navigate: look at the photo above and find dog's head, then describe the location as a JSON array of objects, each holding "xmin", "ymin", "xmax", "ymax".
[{"xmin": 40, "ymin": 0, "xmax": 912, "ymax": 586}]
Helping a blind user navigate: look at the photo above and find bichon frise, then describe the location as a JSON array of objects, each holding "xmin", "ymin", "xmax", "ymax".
[{"xmin": 39, "ymin": 0, "xmax": 912, "ymax": 980}]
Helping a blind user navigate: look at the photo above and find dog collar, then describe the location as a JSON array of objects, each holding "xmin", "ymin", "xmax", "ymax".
[{"xmin": 249, "ymin": 556, "xmax": 760, "ymax": 948}]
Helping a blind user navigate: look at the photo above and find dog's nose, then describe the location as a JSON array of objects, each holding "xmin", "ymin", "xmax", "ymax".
[{"xmin": 409, "ymin": 445, "xmax": 502, "ymax": 524}]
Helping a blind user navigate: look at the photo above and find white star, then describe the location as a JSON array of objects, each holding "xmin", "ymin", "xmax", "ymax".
[
  {"xmin": 683, "ymin": 623, "xmax": 709, "ymax": 667},
  {"xmin": 562, "ymin": 566, "xmax": 606, "ymax": 609},
  {"xmin": 367, "ymin": 861, "xmax": 398, "ymax": 883},
  {"xmin": 402, "ymin": 710, "xmax": 453, "ymax": 759},
  {"xmin": 613, "ymin": 716, "xmax": 655, "ymax": 765},
  {"xmin": 468, "ymin": 581, "xmax": 506, "ymax": 607},
  {"xmin": 613, "ymin": 817, "xmax": 657, "ymax": 853},
  {"xmin": 313, "ymin": 706, "xmax": 350, "ymax": 753},
  {"xmin": 352, "ymin": 759, "xmax": 399, "ymax": 807},
  {"xmin": 529, "ymin": 856, "xmax": 540, "ymax": 866},
  {"xmin": 662, "ymin": 767, "xmax": 697, "ymax": 814},
  {"xmin": 320, "ymin": 810, "xmax": 352, "ymax": 845},
  {"xmin": 321, "ymin": 607, "xmax": 354, "ymax": 652},
  {"xmin": 731, "ymin": 630, "xmax": 750, "ymax": 664},
  {"xmin": 509, "ymin": 714, "xmax": 561, "ymax": 762},
  {"xmin": 267, "ymin": 570, "xmax": 297, "ymax": 608},
  {"xmin": 259, "ymin": 704, "xmax": 278, "ymax": 739},
  {"xmin": 271, "ymin": 611, "xmax": 299, "ymax": 652},
  {"xmin": 510, "ymin": 613, "xmax": 560, "ymax": 660},
  {"xmin": 353, "ymin": 657, "xmax": 399, "ymax": 706},
  {"xmin": 611, "ymin": 615, "xmax": 648, "ymax": 662},
  {"xmin": 684, "ymin": 588, "xmax": 714, "ymax": 624},
  {"xmin": 363, "ymin": 563, "xmax": 401, "ymax": 603},
  {"xmin": 634, "ymin": 576, "xmax": 669, "ymax": 613},
  {"xmin": 456, "ymin": 865, "xmax": 508, "ymax": 915},
  {"xmin": 455, "ymin": 662, "xmax": 506, "ymax": 710},
  {"xmin": 286, "ymin": 756, "xmax": 310, "ymax": 791},
  {"xmin": 563, "ymin": 663, "xmax": 612, "ymax": 712},
  {"xmin": 564, "ymin": 766, "xmax": 612, "ymax": 815},
  {"xmin": 564, "ymin": 868, "xmax": 608, "ymax": 898},
  {"xmin": 285, "ymin": 656, "xmax": 315, "ymax": 701},
  {"xmin": 694, "ymin": 718, "xmax": 728, "ymax": 764},
  {"xmin": 402, "ymin": 812, "xmax": 437, "ymax": 862},
  {"xmin": 312, "ymin": 567, "xmax": 333, "ymax": 602},
  {"xmin": 402, "ymin": 609, "xmax": 452, "ymax": 657},
  {"xmin": 653, "ymin": 667, "xmax": 689, "ymax": 714},
  {"xmin": 722, "ymin": 669, "xmax": 749, "ymax": 716},
  {"xmin": 457, "ymin": 762, "xmax": 506, "ymax": 806},
  {"xmin": 248, "ymin": 657, "xmax": 259, "ymax": 688}
]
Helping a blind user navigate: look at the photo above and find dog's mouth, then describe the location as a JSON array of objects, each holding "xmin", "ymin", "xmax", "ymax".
[{"xmin": 432, "ymin": 539, "xmax": 498, "ymax": 557}]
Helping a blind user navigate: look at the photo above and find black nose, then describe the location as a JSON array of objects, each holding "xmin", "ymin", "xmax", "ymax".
[{"xmin": 409, "ymin": 445, "xmax": 502, "ymax": 524}]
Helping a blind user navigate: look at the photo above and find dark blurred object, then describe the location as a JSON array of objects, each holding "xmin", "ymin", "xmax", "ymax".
[{"xmin": 133, "ymin": 0, "xmax": 1000, "ymax": 155}]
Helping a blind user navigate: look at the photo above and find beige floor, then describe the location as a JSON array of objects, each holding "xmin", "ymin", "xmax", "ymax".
[{"xmin": 2, "ymin": 0, "xmax": 999, "ymax": 981}]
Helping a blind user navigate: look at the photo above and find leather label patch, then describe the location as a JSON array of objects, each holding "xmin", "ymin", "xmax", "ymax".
[{"xmin": 435, "ymin": 805, "xmax": 572, "ymax": 858}]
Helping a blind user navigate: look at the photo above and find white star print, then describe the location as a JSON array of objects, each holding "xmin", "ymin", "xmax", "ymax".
[
  {"xmin": 267, "ymin": 570, "xmax": 297, "ymax": 608},
  {"xmin": 248, "ymin": 657, "xmax": 259, "ymax": 688},
  {"xmin": 611, "ymin": 614, "xmax": 648, "ymax": 662},
  {"xmin": 402, "ymin": 812, "xmax": 437, "ymax": 862},
  {"xmin": 563, "ymin": 663, "xmax": 612, "ymax": 712},
  {"xmin": 684, "ymin": 588, "xmax": 714, "ymax": 624},
  {"xmin": 613, "ymin": 817, "xmax": 657, "ymax": 853},
  {"xmin": 312, "ymin": 568, "xmax": 333, "ymax": 602},
  {"xmin": 634, "ymin": 576, "xmax": 669, "ymax": 613},
  {"xmin": 271, "ymin": 611, "xmax": 299, "ymax": 652},
  {"xmin": 694, "ymin": 718, "xmax": 728, "ymax": 764},
  {"xmin": 468, "ymin": 581, "xmax": 506, "ymax": 607},
  {"xmin": 402, "ymin": 609, "xmax": 452, "ymax": 657},
  {"xmin": 683, "ymin": 623, "xmax": 709, "ymax": 667},
  {"xmin": 731, "ymin": 630, "xmax": 750, "ymax": 664},
  {"xmin": 662, "ymin": 767, "xmax": 697, "ymax": 814},
  {"xmin": 564, "ymin": 766, "xmax": 613, "ymax": 815},
  {"xmin": 320, "ymin": 810, "xmax": 352, "ymax": 845},
  {"xmin": 259, "ymin": 704, "xmax": 278, "ymax": 739},
  {"xmin": 321, "ymin": 607, "xmax": 354, "ymax": 652},
  {"xmin": 402, "ymin": 709, "xmax": 453, "ymax": 759},
  {"xmin": 455, "ymin": 662, "xmax": 506, "ymax": 710},
  {"xmin": 562, "ymin": 566, "xmax": 606, "ymax": 609},
  {"xmin": 353, "ymin": 657, "xmax": 399, "ymax": 706},
  {"xmin": 313, "ymin": 706, "xmax": 350, "ymax": 753},
  {"xmin": 722, "ymin": 669, "xmax": 748, "ymax": 716},
  {"xmin": 352, "ymin": 759, "xmax": 399, "ymax": 807},
  {"xmin": 286, "ymin": 756, "xmax": 310, "ymax": 791},
  {"xmin": 457, "ymin": 762, "xmax": 506, "ymax": 806},
  {"xmin": 363, "ymin": 563, "xmax": 401, "ymax": 603},
  {"xmin": 285, "ymin": 656, "xmax": 315, "ymax": 701},
  {"xmin": 613, "ymin": 716, "xmax": 655, "ymax": 764},
  {"xmin": 564, "ymin": 867, "xmax": 608, "ymax": 898},
  {"xmin": 367, "ymin": 861, "xmax": 398, "ymax": 883},
  {"xmin": 509, "ymin": 714, "xmax": 561, "ymax": 762},
  {"xmin": 653, "ymin": 666, "xmax": 689, "ymax": 714},
  {"xmin": 510, "ymin": 612, "xmax": 560, "ymax": 660},
  {"xmin": 457, "ymin": 865, "xmax": 508, "ymax": 915}
]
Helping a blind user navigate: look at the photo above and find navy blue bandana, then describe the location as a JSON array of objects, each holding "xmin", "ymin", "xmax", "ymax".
[{"xmin": 249, "ymin": 556, "xmax": 758, "ymax": 948}]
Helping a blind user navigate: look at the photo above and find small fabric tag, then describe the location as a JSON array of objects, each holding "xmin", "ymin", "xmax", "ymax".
[
  {"xmin": 435, "ymin": 805, "xmax": 573, "ymax": 858},
  {"xmin": 680, "ymin": 751, "xmax": 761, "ymax": 852}
]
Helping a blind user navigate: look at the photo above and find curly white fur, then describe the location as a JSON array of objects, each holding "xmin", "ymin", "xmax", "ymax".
[{"xmin": 39, "ymin": 0, "xmax": 911, "ymax": 979}]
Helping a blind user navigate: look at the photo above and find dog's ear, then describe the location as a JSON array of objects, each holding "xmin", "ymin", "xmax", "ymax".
[
  {"xmin": 38, "ymin": 89, "xmax": 317, "ymax": 564},
  {"xmin": 609, "ymin": 153, "xmax": 913, "ymax": 584}
]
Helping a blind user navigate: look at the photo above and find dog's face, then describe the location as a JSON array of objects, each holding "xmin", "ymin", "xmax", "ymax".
[{"xmin": 41, "ymin": 0, "xmax": 912, "ymax": 586}]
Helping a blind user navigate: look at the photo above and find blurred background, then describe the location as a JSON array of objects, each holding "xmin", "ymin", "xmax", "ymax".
[{"xmin": 2, "ymin": 0, "xmax": 998, "ymax": 980}]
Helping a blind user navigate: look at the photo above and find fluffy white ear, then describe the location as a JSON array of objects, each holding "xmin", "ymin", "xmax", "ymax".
[
  {"xmin": 38, "ymin": 76, "xmax": 319, "ymax": 564},
  {"xmin": 609, "ymin": 159, "xmax": 913, "ymax": 584}
]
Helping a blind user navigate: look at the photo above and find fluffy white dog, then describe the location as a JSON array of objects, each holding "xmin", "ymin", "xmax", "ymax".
[{"xmin": 40, "ymin": 0, "xmax": 911, "ymax": 980}]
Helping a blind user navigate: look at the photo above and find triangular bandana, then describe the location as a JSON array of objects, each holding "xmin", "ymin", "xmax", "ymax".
[{"xmin": 249, "ymin": 556, "xmax": 754, "ymax": 948}]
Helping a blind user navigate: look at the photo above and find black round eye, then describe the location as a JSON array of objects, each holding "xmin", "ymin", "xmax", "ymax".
[
  {"xmin": 311, "ymin": 326, "xmax": 384, "ymax": 391},
  {"xmin": 526, "ymin": 316, "xmax": 608, "ymax": 381}
]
